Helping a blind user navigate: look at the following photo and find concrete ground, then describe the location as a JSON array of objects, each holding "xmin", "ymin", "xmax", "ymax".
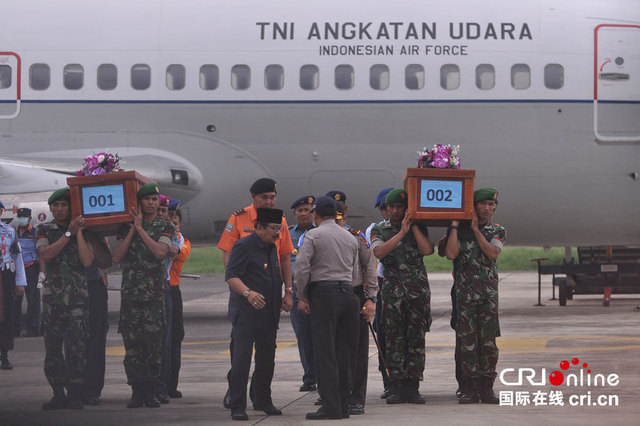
[{"xmin": 1, "ymin": 271, "xmax": 638, "ymax": 425}]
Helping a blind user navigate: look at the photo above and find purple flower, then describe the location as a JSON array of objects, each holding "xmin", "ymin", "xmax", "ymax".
[
  {"xmin": 91, "ymin": 167, "xmax": 106, "ymax": 175},
  {"xmin": 431, "ymin": 152, "xmax": 450, "ymax": 168}
]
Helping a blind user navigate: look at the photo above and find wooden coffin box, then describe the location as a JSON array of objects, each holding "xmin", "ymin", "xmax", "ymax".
[
  {"xmin": 67, "ymin": 171, "xmax": 154, "ymax": 235},
  {"xmin": 405, "ymin": 167, "xmax": 475, "ymax": 227}
]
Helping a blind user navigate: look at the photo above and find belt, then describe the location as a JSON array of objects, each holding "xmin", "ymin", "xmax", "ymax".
[{"xmin": 310, "ymin": 280, "xmax": 353, "ymax": 292}]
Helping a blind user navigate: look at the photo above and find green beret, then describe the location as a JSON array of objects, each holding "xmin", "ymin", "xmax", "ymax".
[
  {"xmin": 474, "ymin": 188, "xmax": 498, "ymax": 203},
  {"xmin": 385, "ymin": 189, "xmax": 408, "ymax": 206},
  {"xmin": 47, "ymin": 187, "xmax": 70, "ymax": 205},
  {"xmin": 137, "ymin": 182, "xmax": 160, "ymax": 198}
]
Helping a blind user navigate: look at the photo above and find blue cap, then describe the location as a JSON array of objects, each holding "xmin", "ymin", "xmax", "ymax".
[
  {"xmin": 291, "ymin": 195, "xmax": 315, "ymax": 210},
  {"xmin": 374, "ymin": 187, "xmax": 393, "ymax": 208},
  {"xmin": 325, "ymin": 190, "xmax": 346, "ymax": 202},
  {"xmin": 168, "ymin": 197, "xmax": 180, "ymax": 211},
  {"xmin": 0, "ymin": 200, "xmax": 4, "ymax": 209},
  {"xmin": 312, "ymin": 196, "xmax": 337, "ymax": 217}
]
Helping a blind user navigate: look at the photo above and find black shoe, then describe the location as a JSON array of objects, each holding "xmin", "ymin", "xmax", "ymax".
[
  {"xmin": 67, "ymin": 396, "xmax": 84, "ymax": 410},
  {"xmin": 380, "ymin": 388, "xmax": 391, "ymax": 399},
  {"xmin": 223, "ymin": 387, "xmax": 231, "ymax": 409},
  {"xmin": 314, "ymin": 396, "xmax": 323, "ymax": 406},
  {"xmin": 459, "ymin": 379, "xmax": 480, "ymax": 404},
  {"xmin": 156, "ymin": 392, "xmax": 170, "ymax": 404},
  {"xmin": 403, "ymin": 379, "xmax": 426, "ymax": 404},
  {"xmin": 231, "ymin": 409, "xmax": 249, "ymax": 420},
  {"xmin": 348, "ymin": 403, "xmax": 365, "ymax": 415},
  {"xmin": 168, "ymin": 389, "xmax": 182, "ymax": 398},
  {"xmin": 299, "ymin": 382, "xmax": 317, "ymax": 392},
  {"xmin": 127, "ymin": 385, "xmax": 144, "ymax": 408},
  {"xmin": 143, "ymin": 383, "xmax": 160, "ymax": 408},
  {"xmin": 83, "ymin": 396, "xmax": 101, "ymax": 406},
  {"xmin": 42, "ymin": 394, "xmax": 68, "ymax": 411},
  {"xmin": 254, "ymin": 403, "xmax": 282, "ymax": 416},
  {"xmin": 478, "ymin": 378, "xmax": 500, "ymax": 404},
  {"xmin": 305, "ymin": 407, "xmax": 342, "ymax": 420},
  {"xmin": 456, "ymin": 388, "xmax": 463, "ymax": 398},
  {"xmin": 1, "ymin": 359, "xmax": 13, "ymax": 370}
]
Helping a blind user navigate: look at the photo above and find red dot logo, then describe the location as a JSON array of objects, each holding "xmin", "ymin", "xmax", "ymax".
[
  {"xmin": 572, "ymin": 358, "xmax": 579, "ymax": 365},
  {"xmin": 549, "ymin": 371, "xmax": 565, "ymax": 386},
  {"xmin": 560, "ymin": 360, "xmax": 570, "ymax": 370}
]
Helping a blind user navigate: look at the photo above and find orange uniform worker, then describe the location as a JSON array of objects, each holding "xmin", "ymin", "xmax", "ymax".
[{"xmin": 218, "ymin": 178, "xmax": 294, "ymax": 409}]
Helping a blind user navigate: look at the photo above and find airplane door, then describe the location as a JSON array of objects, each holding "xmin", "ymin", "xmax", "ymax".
[
  {"xmin": 594, "ymin": 25, "xmax": 640, "ymax": 144},
  {"xmin": 0, "ymin": 52, "xmax": 21, "ymax": 119}
]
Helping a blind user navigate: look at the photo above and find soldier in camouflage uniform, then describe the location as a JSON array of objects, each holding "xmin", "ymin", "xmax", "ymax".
[
  {"xmin": 370, "ymin": 189, "xmax": 434, "ymax": 405},
  {"xmin": 443, "ymin": 188, "xmax": 505, "ymax": 404},
  {"xmin": 111, "ymin": 183, "xmax": 176, "ymax": 409},
  {"xmin": 36, "ymin": 187, "xmax": 111, "ymax": 410}
]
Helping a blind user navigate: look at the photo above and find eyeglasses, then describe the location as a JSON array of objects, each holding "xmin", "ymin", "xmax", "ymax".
[{"xmin": 266, "ymin": 224, "xmax": 282, "ymax": 233}]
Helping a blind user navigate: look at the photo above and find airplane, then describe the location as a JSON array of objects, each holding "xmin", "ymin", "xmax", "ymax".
[{"xmin": 0, "ymin": 0, "xmax": 639, "ymax": 248}]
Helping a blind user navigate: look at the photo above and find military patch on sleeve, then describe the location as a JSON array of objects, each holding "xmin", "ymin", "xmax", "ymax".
[
  {"xmin": 233, "ymin": 208, "xmax": 246, "ymax": 216},
  {"xmin": 225, "ymin": 223, "xmax": 234, "ymax": 232}
]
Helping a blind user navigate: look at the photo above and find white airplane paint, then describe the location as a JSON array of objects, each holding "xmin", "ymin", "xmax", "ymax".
[{"xmin": 0, "ymin": 0, "xmax": 638, "ymax": 246}]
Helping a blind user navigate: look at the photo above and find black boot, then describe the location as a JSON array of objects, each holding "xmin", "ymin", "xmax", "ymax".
[
  {"xmin": 403, "ymin": 379, "xmax": 426, "ymax": 404},
  {"xmin": 385, "ymin": 380, "xmax": 405, "ymax": 404},
  {"xmin": 478, "ymin": 377, "xmax": 499, "ymax": 404},
  {"xmin": 458, "ymin": 378, "xmax": 479, "ymax": 404},
  {"xmin": 143, "ymin": 382, "xmax": 161, "ymax": 408},
  {"xmin": 42, "ymin": 385, "xmax": 68, "ymax": 410},
  {"xmin": 0, "ymin": 351, "xmax": 13, "ymax": 370},
  {"xmin": 127, "ymin": 384, "xmax": 144, "ymax": 408},
  {"xmin": 66, "ymin": 384, "xmax": 84, "ymax": 409}
]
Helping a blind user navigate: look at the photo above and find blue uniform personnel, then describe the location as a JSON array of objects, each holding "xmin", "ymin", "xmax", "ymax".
[{"xmin": 14, "ymin": 215, "xmax": 41, "ymax": 338}]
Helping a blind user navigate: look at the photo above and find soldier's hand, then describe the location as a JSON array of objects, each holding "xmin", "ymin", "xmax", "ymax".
[
  {"xmin": 281, "ymin": 293, "xmax": 293, "ymax": 312},
  {"xmin": 361, "ymin": 300, "xmax": 375, "ymax": 322},
  {"xmin": 68, "ymin": 216, "xmax": 85, "ymax": 235},
  {"xmin": 247, "ymin": 291, "xmax": 266, "ymax": 310},
  {"xmin": 471, "ymin": 210, "xmax": 479, "ymax": 232},
  {"xmin": 401, "ymin": 210, "xmax": 411, "ymax": 235},
  {"xmin": 451, "ymin": 220, "xmax": 460, "ymax": 227},
  {"xmin": 130, "ymin": 207, "xmax": 143, "ymax": 230},
  {"xmin": 15, "ymin": 285, "xmax": 25, "ymax": 297},
  {"xmin": 298, "ymin": 299, "xmax": 310, "ymax": 314}
]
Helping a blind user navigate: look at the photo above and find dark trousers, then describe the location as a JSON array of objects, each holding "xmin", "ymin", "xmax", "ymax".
[
  {"xmin": 450, "ymin": 284, "xmax": 463, "ymax": 389},
  {"xmin": 229, "ymin": 318, "xmax": 277, "ymax": 410},
  {"xmin": 373, "ymin": 277, "xmax": 389, "ymax": 389},
  {"xmin": 168, "ymin": 286, "xmax": 184, "ymax": 392},
  {"xmin": 84, "ymin": 277, "xmax": 108, "ymax": 398},
  {"xmin": 1, "ymin": 270, "xmax": 17, "ymax": 353},
  {"xmin": 289, "ymin": 286, "xmax": 315, "ymax": 386},
  {"xmin": 309, "ymin": 282, "xmax": 359, "ymax": 418},
  {"xmin": 14, "ymin": 263, "xmax": 40, "ymax": 336},
  {"xmin": 350, "ymin": 285, "xmax": 369, "ymax": 406},
  {"xmin": 157, "ymin": 280, "xmax": 173, "ymax": 393}
]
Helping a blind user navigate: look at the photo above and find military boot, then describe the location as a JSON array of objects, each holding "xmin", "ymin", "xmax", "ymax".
[
  {"xmin": 66, "ymin": 384, "xmax": 84, "ymax": 409},
  {"xmin": 385, "ymin": 380, "xmax": 405, "ymax": 404},
  {"xmin": 42, "ymin": 385, "xmax": 68, "ymax": 411},
  {"xmin": 143, "ymin": 382, "xmax": 161, "ymax": 408},
  {"xmin": 127, "ymin": 384, "xmax": 144, "ymax": 408},
  {"xmin": 458, "ymin": 379, "xmax": 480, "ymax": 404},
  {"xmin": 0, "ymin": 351, "xmax": 13, "ymax": 370},
  {"xmin": 403, "ymin": 379, "xmax": 426, "ymax": 404},
  {"xmin": 478, "ymin": 377, "xmax": 499, "ymax": 404}
]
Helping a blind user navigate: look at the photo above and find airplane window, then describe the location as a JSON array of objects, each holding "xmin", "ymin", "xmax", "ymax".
[
  {"xmin": 300, "ymin": 65, "xmax": 319, "ymax": 90},
  {"xmin": 0, "ymin": 65, "xmax": 11, "ymax": 89},
  {"xmin": 231, "ymin": 65, "xmax": 251, "ymax": 90},
  {"xmin": 440, "ymin": 64, "xmax": 460, "ymax": 90},
  {"xmin": 544, "ymin": 64, "xmax": 564, "ymax": 89},
  {"xmin": 405, "ymin": 64, "xmax": 424, "ymax": 90},
  {"xmin": 64, "ymin": 64, "xmax": 84, "ymax": 90},
  {"xmin": 166, "ymin": 64, "xmax": 186, "ymax": 90},
  {"xmin": 29, "ymin": 64, "xmax": 50, "ymax": 91},
  {"xmin": 476, "ymin": 64, "xmax": 495, "ymax": 90},
  {"xmin": 200, "ymin": 65, "xmax": 219, "ymax": 90},
  {"xmin": 97, "ymin": 64, "xmax": 117, "ymax": 90},
  {"xmin": 335, "ymin": 65, "xmax": 354, "ymax": 90},
  {"xmin": 370, "ymin": 64, "xmax": 389, "ymax": 90},
  {"xmin": 511, "ymin": 64, "xmax": 530, "ymax": 90},
  {"xmin": 265, "ymin": 64, "xmax": 284, "ymax": 90},
  {"xmin": 131, "ymin": 64, "xmax": 151, "ymax": 90}
]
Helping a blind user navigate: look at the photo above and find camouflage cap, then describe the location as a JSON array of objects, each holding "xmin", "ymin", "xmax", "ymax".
[
  {"xmin": 385, "ymin": 188, "xmax": 408, "ymax": 206},
  {"xmin": 474, "ymin": 188, "xmax": 498, "ymax": 203},
  {"xmin": 47, "ymin": 187, "xmax": 70, "ymax": 205},
  {"xmin": 137, "ymin": 182, "xmax": 160, "ymax": 198}
]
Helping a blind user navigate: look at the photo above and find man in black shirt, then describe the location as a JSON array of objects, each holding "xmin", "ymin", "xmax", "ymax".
[{"xmin": 225, "ymin": 208, "xmax": 286, "ymax": 421}]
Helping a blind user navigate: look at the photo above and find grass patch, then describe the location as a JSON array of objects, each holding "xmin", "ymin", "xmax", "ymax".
[{"xmin": 182, "ymin": 246, "xmax": 576, "ymax": 274}]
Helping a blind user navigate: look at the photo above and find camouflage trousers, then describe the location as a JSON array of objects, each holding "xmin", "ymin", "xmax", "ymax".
[
  {"xmin": 119, "ymin": 298, "xmax": 166, "ymax": 385},
  {"xmin": 456, "ymin": 297, "xmax": 499, "ymax": 379},
  {"xmin": 382, "ymin": 291, "xmax": 431, "ymax": 380},
  {"xmin": 42, "ymin": 302, "xmax": 88, "ymax": 387}
]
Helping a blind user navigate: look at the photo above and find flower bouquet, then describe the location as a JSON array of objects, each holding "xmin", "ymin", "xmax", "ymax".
[
  {"xmin": 417, "ymin": 144, "xmax": 461, "ymax": 169},
  {"xmin": 76, "ymin": 152, "xmax": 124, "ymax": 176}
]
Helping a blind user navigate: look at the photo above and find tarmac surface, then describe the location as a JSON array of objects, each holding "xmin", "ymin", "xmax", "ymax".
[{"xmin": 1, "ymin": 271, "xmax": 639, "ymax": 425}]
